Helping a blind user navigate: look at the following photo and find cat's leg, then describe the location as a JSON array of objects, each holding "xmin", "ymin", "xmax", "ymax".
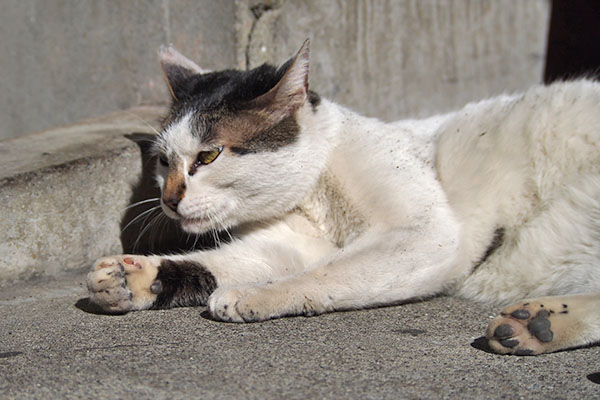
[
  {"xmin": 208, "ymin": 225, "xmax": 466, "ymax": 322},
  {"xmin": 486, "ymin": 293, "xmax": 600, "ymax": 355},
  {"xmin": 86, "ymin": 254, "xmax": 217, "ymax": 313},
  {"xmin": 87, "ymin": 220, "xmax": 336, "ymax": 313}
]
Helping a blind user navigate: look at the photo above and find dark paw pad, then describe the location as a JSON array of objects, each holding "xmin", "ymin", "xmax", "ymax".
[
  {"xmin": 494, "ymin": 324, "xmax": 515, "ymax": 338},
  {"xmin": 499, "ymin": 338, "xmax": 519, "ymax": 348},
  {"xmin": 150, "ymin": 280, "xmax": 163, "ymax": 295},
  {"xmin": 527, "ymin": 310, "xmax": 553, "ymax": 342},
  {"xmin": 510, "ymin": 309, "xmax": 531, "ymax": 319}
]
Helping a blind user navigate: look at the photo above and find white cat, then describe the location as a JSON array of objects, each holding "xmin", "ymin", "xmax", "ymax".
[{"xmin": 87, "ymin": 40, "xmax": 600, "ymax": 355}]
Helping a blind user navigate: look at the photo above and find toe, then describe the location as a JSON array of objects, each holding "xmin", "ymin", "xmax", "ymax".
[
  {"xmin": 509, "ymin": 309, "xmax": 531, "ymax": 320},
  {"xmin": 493, "ymin": 324, "xmax": 515, "ymax": 339},
  {"xmin": 87, "ymin": 267, "xmax": 124, "ymax": 292}
]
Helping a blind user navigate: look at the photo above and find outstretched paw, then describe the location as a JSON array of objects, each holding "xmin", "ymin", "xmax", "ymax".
[
  {"xmin": 208, "ymin": 286, "xmax": 281, "ymax": 323},
  {"xmin": 208, "ymin": 284, "xmax": 327, "ymax": 323},
  {"xmin": 208, "ymin": 285, "xmax": 288, "ymax": 323},
  {"xmin": 486, "ymin": 299, "xmax": 578, "ymax": 355},
  {"xmin": 87, "ymin": 255, "xmax": 160, "ymax": 313},
  {"xmin": 208, "ymin": 287, "xmax": 247, "ymax": 322}
]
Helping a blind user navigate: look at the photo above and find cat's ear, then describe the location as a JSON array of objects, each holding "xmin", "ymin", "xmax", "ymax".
[
  {"xmin": 249, "ymin": 39, "xmax": 310, "ymax": 121},
  {"xmin": 158, "ymin": 45, "xmax": 210, "ymax": 100}
]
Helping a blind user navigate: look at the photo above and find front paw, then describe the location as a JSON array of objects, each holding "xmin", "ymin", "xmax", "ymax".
[
  {"xmin": 208, "ymin": 286, "xmax": 280, "ymax": 323},
  {"xmin": 87, "ymin": 255, "xmax": 159, "ymax": 313},
  {"xmin": 207, "ymin": 285, "xmax": 326, "ymax": 323},
  {"xmin": 207, "ymin": 287, "xmax": 247, "ymax": 322}
]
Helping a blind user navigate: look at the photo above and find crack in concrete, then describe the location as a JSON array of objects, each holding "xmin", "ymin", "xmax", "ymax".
[{"xmin": 243, "ymin": 1, "xmax": 280, "ymax": 70}]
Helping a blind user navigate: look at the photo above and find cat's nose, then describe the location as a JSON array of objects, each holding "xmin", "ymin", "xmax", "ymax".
[{"xmin": 163, "ymin": 195, "xmax": 180, "ymax": 213}]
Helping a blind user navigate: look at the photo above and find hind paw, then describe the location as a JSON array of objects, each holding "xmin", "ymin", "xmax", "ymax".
[{"xmin": 486, "ymin": 298, "xmax": 578, "ymax": 355}]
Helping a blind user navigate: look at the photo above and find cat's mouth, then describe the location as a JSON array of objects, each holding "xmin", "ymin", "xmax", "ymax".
[{"xmin": 160, "ymin": 207, "xmax": 211, "ymax": 231}]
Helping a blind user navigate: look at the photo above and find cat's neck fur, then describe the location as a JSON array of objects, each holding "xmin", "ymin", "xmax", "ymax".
[
  {"xmin": 292, "ymin": 99, "xmax": 381, "ymax": 246},
  {"xmin": 291, "ymin": 95, "xmax": 444, "ymax": 247}
]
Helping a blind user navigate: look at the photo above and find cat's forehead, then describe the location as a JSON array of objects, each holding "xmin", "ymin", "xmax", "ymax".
[
  {"xmin": 159, "ymin": 64, "xmax": 286, "ymax": 141},
  {"xmin": 172, "ymin": 63, "xmax": 287, "ymax": 110},
  {"xmin": 162, "ymin": 105, "xmax": 222, "ymax": 143},
  {"xmin": 158, "ymin": 113, "xmax": 202, "ymax": 154}
]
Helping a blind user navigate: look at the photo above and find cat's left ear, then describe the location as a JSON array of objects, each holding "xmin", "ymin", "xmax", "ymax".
[
  {"xmin": 158, "ymin": 45, "xmax": 210, "ymax": 100},
  {"xmin": 249, "ymin": 39, "xmax": 310, "ymax": 121}
]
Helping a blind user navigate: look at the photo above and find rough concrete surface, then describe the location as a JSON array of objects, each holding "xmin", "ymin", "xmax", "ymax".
[
  {"xmin": 0, "ymin": 107, "xmax": 165, "ymax": 282},
  {"xmin": 1, "ymin": 269, "xmax": 599, "ymax": 399}
]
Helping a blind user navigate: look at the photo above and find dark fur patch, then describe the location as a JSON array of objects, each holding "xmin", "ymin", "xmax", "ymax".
[
  {"xmin": 167, "ymin": 63, "xmax": 289, "ymax": 119},
  {"xmin": 151, "ymin": 260, "xmax": 217, "ymax": 309},
  {"xmin": 229, "ymin": 116, "xmax": 300, "ymax": 154},
  {"xmin": 473, "ymin": 227, "xmax": 505, "ymax": 269},
  {"xmin": 162, "ymin": 60, "xmax": 315, "ymax": 146},
  {"xmin": 308, "ymin": 90, "xmax": 321, "ymax": 111}
]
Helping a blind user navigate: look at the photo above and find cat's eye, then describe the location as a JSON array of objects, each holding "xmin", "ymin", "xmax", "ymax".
[
  {"xmin": 159, "ymin": 153, "xmax": 169, "ymax": 167},
  {"xmin": 189, "ymin": 146, "xmax": 223, "ymax": 176},
  {"xmin": 197, "ymin": 146, "xmax": 223, "ymax": 165}
]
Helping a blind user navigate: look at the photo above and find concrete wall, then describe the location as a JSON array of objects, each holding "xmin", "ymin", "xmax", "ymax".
[
  {"xmin": 252, "ymin": 0, "xmax": 551, "ymax": 120},
  {"xmin": 0, "ymin": 0, "xmax": 237, "ymax": 140},
  {"xmin": 1, "ymin": 0, "xmax": 550, "ymax": 140}
]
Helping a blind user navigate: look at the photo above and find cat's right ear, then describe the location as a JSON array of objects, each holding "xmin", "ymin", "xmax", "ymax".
[{"xmin": 158, "ymin": 45, "xmax": 209, "ymax": 100}]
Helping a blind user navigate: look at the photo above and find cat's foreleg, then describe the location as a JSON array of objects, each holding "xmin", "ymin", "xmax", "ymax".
[
  {"xmin": 86, "ymin": 254, "xmax": 215, "ymax": 312},
  {"xmin": 209, "ymin": 226, "xmax": 465, "ymax": 322},
  {"xmin": 87, "ymin": 226, "xmax": 332, "ymax": 313}
]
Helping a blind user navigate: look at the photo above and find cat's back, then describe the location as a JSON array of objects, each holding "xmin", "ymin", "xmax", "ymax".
[
  {"xmin": 436, "ymin": 79, "xmax": 600, "ymax": 201},
  {"xmin": 433, "ymin": 79, "xmax": 600, "ymax": 269}
]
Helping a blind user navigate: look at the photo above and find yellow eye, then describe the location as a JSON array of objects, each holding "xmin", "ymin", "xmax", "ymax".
[
  {"xmin": 189, "ymin": 146, "xmax": 223, "ymax": 176},
  {"xmin": 197, "ymin": 146, "xmax": 223, "ymax": 165}
]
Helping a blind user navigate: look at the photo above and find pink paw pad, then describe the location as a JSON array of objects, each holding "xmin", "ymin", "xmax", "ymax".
[{"xmin": 123, "ymin": 257, "xmax": 142, "ymax": 269}]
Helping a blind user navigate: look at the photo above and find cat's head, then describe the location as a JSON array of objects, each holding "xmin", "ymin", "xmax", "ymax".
[{"xmin": 153, "ymin": 40, "xmax": 326, "ymax": 234}]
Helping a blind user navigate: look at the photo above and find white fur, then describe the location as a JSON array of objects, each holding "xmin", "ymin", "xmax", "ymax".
[
  {"xmin": 146, "ymin": 78, "xmax": 600, "ymax": 350},
  {"xmin": 157, "ymin": 79, "xmax": 600, "ymax": 299}
]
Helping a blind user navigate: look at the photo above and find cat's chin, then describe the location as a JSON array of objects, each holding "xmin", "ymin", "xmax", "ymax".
[{"xmin": 180, "ymin": 216, "xmax": 212, "ymax": 234}]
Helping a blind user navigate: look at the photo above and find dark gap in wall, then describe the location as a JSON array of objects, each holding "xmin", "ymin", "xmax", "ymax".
[{"xmin": 544, "ymin": 0, "xmax": 600, "ymax": 83}]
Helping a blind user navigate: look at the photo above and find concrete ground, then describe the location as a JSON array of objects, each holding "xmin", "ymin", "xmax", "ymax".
[{"xmin": 1, "ymin": 268, "xmax": 598, "ymax": 399}]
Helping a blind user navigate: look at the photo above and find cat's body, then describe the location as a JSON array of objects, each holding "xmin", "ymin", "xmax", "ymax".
[{"xmin": 88, "ymin": 41, "xmax": 600, "ymax": 355}]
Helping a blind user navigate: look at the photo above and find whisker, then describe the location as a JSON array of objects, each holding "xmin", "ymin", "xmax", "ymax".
[
  {"xmin": 124, "ymin": 109, "xmax": 162, "ymax": 136},
  {"xmin": 96, "ymin": 198, "xmax": 160, "ymax": 228},
  {"xmin": 124, "ymin": 197, "xmax": 161, "ymax": 210},
  {"xmin": 154, "ymin": 213, "xmax": 172, "ymax": 252},
  {"xmin": 122, "ymin": 205, "xmax": 162, "ymax": 232},
  {"xmin": 212, "ymin": 212, "xmax": 234, "ymax": 244},
  {"xmin": 133, "ymin": 209, "xmax": 163, "ymax": 251},
  {"xmin": 191, "ymin": 233, "xmax": 200, "ymax": 252},
  {"xmin": 207, "ymin": 213, "xmax": 219, "ymax": 248},
  {"xmin": 148, "ymin": 212, "xmax": 167, "ymax": 252}
]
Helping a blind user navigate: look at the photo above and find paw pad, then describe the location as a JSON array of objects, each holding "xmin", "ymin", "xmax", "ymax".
[
  {"xmin": 486, "ymin": 299, "xmax": 574, "ymax": 355},
  {"xmin": 87, "ymin": 255, "xmax": 159, "ymax": 313}
]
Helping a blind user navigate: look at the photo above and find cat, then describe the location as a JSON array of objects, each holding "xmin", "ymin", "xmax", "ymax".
[{"xmin": 87, "ymin": 40, "xmax": 600, "ymax": 356}]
